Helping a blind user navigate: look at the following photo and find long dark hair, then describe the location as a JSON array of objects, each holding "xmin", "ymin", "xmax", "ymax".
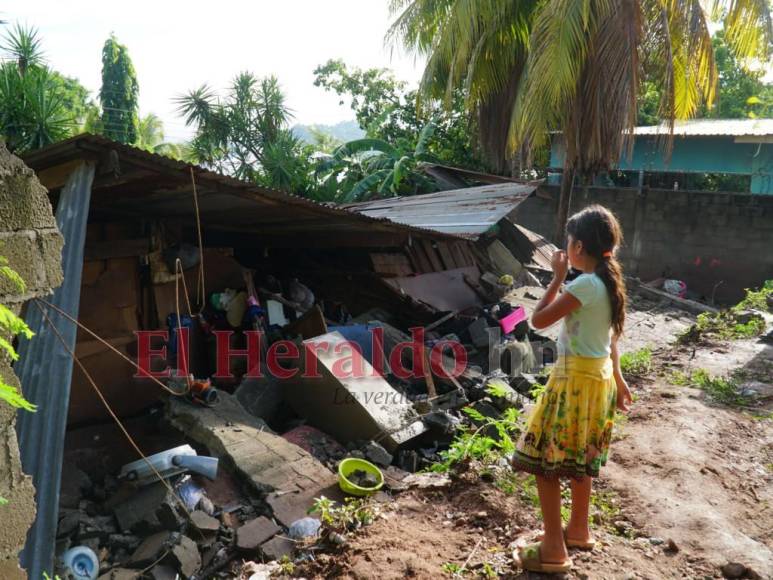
[{"xmin": 566, "ymin": 205, "xmax": 627, "ymax": 336}]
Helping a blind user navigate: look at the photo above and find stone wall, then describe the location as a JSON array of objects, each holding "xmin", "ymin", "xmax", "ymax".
[
  {"xmin": 513, "ymin": 186, "xmax": 773, "ymax": 304},
  {"xmin": 0, "ymin": 144, "xmax": 63, "ymax": 579}
]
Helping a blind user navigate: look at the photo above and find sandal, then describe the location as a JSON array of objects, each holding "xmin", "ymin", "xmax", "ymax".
[
  {"xmin": 565, "ymin": 535, "xmax": 596, "ymax": 551},
  {"xmin": 516, "ymin": 542, "xmax": 573, "ymax": 573},
  {"xmin": 537, "ymin": 528, "xmax": 597, "ymax": 551}
]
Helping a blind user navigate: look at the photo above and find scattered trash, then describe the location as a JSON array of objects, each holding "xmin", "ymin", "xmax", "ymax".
[
  {"xmin": 288, "ymin": 517, "xmax": 322, "ymax": 540},
  {"xmin": 663, "ymin": 279, "xmax": 687, "ymax": 298},
  {"xmin": 119, "ymin": 445, "xmax": 219, "ymax": 485},
  {"xmin": 60, "ymin": 546, "xmax": 99, "ymax": 580}
]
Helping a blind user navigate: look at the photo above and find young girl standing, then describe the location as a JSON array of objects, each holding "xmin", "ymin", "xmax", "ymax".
[{"xmin": 512, "ymin": 205, "xmax": 633, "ymax": 574}]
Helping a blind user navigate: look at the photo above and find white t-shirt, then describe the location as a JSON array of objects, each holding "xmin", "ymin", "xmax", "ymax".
[{"xmin": 557, "ymin": 273, "xmax": 612, "ymax": 358}]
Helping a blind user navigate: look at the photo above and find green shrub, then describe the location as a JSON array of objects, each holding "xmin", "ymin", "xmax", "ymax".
[{"xmin": 620, "ymin": 347, "xmax": 652, "ymax": 376}]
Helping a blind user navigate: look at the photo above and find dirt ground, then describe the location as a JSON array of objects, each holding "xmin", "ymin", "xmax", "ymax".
[{"xmin": 293, "ymin": 295, "xmax": 773, "ymax": 579}]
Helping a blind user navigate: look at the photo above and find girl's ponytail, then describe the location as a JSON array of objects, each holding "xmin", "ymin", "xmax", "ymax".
[
  {"xmin": 595, "ymin": 254, "xmax": 626, "ymax": 337},
  {"xmin": 566, "ymin": 205, "xmax": 627, "ymax": 336}
]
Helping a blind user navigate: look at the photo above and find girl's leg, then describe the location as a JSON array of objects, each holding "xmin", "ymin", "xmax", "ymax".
[
  {"xmin": 567, "ymin": 476, "xmax": 593, "ymax": 541},
  {"xmin": 535, "ymin": 475, "xmax": 569, "ymax": 562}
]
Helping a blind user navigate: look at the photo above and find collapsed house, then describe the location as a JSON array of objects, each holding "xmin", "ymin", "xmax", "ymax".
[{"xmin": 14, "ymin": 134, "xmax": 553, "ymax": 578}]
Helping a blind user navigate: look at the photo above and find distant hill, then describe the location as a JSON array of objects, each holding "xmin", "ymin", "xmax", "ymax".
[{"xmin": 292, "ymin": 120, "xmax": 365, "ymax": 145}]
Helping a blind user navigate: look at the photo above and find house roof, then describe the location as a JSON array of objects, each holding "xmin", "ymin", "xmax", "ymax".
[
  {"xmin": 22, "ymin": 134, "xmax": 459, "ymax": 247},
  {"xmin": 634, "ymin": 118, "xmax": 773, "ymax": 137},
  {"xmin": 342, "ymin": 182, "xmax": 536, "ymax": 239}
]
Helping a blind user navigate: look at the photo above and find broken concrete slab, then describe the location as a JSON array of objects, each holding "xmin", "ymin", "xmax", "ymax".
[
  {"xmin": 266, "ymin": 481, "xmax": 345, "ymax": 528},
  {"xmin": 236, "ymin": 517, "xmax": 281, "ymax": 551},
  {"xmin": 130, "ymin": 531, "xmax": 173, "ymax": 566},
  {"xmin": 363, "ymin": 441, "xmax": 393, "ymax": 466},
  {"xmin": 260, "ymin": 535, "xmax": 295, "ymax": 561},
  {"xmin": 235, "ymin": 375, "xmax": 284, "ymax": 424},
  {"xmin": 59, "ymin": 462, "xmax": 93, "ymax": 509},
  {"xmin": 170, "ymin": 534, "xmax": 201, "ymax": 578},
  {"xmin": 284, "ymin": 331, "xmax": 428, "ymax": 452},
  {"xmin": 167, "ymin": 393, "xmax": 337, "ymax": 498},
  {"xmin": 113, "ymin": 481, "xmax": 177, "ymax": 533},
  {"xmin": 97, "ymin": 569, "xmax": 138, "ymax": 580},
  {"xmin": 189, "ymin": 510, "xmax": 220, "ymax": 533},
  {"xmin": 149, "ymin": 565, "xmax": 178, "ymax": 580}
]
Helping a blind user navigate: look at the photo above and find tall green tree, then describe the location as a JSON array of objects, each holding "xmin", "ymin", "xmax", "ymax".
[
  {"xmin": 638, "ymin": 31, "xmax": 773, "ymax": 123},
  {"xmin": 0, "ymin": 25, "xmax": 89, "ymax": 152},
  {"xmin": 390, "ymin": 0, "xmax": 772, "ymax": 244},
  {"xmin": 176, "ymin": 73, "xmax": 313, "ymax": 193},
  {"xmin": 314, "ymin": 59, "xmax": 485, "ymax": 172},
  {"xmin": 100, "ymin": 34, "xmax": 139, "ymax": 144}
]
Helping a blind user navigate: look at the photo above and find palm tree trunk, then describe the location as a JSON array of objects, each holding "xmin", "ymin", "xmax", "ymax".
[{"xmin": 555, "ymin": 164, "xmax": 575, "ymax": 247}]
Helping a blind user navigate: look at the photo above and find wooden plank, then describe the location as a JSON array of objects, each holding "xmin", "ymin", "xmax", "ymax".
[
  {"xmin": 458, "ymin": 242, "xmax": 478, "ymax": 267},
  {"xmin": 84, "ymin": 238, "xmax": 149, "ymax": 261},
  {"xmin": 436, "ymin": 242, "xmax": 458, "ymax": 270},
  {"xmin": 369, "ymin": 253, "xmax": 414, "ymax": 277},
  {"xmin": 409, "ymin": 244, "xmax": 434, "ymax": 274},
  {"xmin": 420, "ymin": 239, "xmax": 444, "ymax": 272},
  {"xmin": 449, "ymin": 242, "xmax": 469, "ymax": 267}
]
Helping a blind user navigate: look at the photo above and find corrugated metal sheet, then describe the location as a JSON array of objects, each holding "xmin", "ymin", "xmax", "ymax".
[
  {"xmin": 342, "ymin": 183, "xmax": 536, "ymax": 239},
  {"xmin": 22, "ymin": 134, "xmax": 461, "ymax": 244},
  {"xmin": 15, "ymin": 162, "xmax": 95, "ymax": 577},
  {"xmin": 634, "ymin": 118, "xmax": 773, "ymax": 137}
]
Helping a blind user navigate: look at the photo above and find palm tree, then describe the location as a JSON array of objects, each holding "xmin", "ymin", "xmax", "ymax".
[
  {"xmin": 390, "ymin": 0, "xmax": 772, "ymax": 244},
  {"xmin": 387, "ymin": 0, "xmax": 538, "ymax": 175},
  {"xmin": 176, "ymin": 73, "xmax": 311, "ymax": 191}
]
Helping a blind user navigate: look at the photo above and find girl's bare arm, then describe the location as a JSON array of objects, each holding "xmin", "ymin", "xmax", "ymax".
[{"xmin": 611, "ymin": 335, "xmax": 632, "ymax": 411}]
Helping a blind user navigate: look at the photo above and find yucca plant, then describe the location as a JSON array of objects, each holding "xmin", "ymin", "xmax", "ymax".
[{"xmin": 0, "ymin": 25, "xmax": 73, "ymax": 153}]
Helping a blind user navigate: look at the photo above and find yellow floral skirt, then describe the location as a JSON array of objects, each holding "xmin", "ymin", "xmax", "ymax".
[{"xmin": 512, "ymin": 356, "xmax": 617, "ymax": 479}]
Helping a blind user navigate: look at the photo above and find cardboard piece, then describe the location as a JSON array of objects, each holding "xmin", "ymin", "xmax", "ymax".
[{"xmin": 386, "ymin": 266, "xmax": 482, "ymax": 312}]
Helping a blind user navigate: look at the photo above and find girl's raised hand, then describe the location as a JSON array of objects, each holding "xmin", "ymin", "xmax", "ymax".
[{"xmin": 551, "ymin": 250, "xmax": 569, "ymax": 281}]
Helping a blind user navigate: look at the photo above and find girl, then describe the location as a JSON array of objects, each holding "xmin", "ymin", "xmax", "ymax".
[{"xmin": 512, "ymin": 205, "xmax": 633, "ymax": 574}]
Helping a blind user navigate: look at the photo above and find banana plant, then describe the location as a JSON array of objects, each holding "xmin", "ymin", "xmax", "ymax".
[{"xmin": 314, "ymin": 119, "xmax": 441, "ymax": 202}]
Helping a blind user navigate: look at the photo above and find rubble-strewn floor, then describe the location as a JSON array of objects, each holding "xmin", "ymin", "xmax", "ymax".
[{"xmin": 293, "ymin": 301, "xmax": 773, "ymax": 579}]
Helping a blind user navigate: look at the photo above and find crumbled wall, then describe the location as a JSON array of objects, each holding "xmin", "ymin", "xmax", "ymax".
[
  {"xmin": 514, "ymin": 186, "xmax": 773, "ymax": 303},
  {"xmin": 0, "ymin": 144, "xmax": 63, "ymax": 579}
]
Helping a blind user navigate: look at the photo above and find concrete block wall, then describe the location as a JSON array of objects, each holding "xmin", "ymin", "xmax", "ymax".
[
  {"xmin": 513, "ymin": 186, "xmax": 773, "ymax": 304},
  {"xmin": 0, "ymin": 144, "xmax": 63, "ymax": 579}
]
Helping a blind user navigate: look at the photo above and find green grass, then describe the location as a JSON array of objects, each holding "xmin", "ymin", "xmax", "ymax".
[
  {"xmin": 678, "ymin": 280, "xmax": 772, "ymax": 344},
  {"xmin": 736, "ymin": 279, "xmax": 773, "ymax": 311},
  {"xmin": 620, "ymin": 347, "xmax": 653, "ymax": 376},
  {"xmin": 590, "ymin": 489, "xmax": 623, "ymax": 531},
  {"xmin": 430, "ymin": 406, "xmax": 522, "ymax": 473},
  {"xmin": 670, "ymin": 368, "xmax": 754, "ymax": 407}
]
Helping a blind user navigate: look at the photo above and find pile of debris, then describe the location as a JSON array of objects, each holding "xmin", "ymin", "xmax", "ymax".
[{"xmin": 54, "ymin": 221, "xmax": 561, "ymax": 579}]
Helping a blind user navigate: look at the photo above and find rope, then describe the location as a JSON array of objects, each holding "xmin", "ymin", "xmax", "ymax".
[
  {"xmin": 190, "ymin": 167, "xmax": 206, "ymax": 313},
  {"xmin": 32, "ymin": 301, "xmax": 205, "ymax": 542},
  {"xmin": 174, "ymin": 258, "xmax": 193, "ymax": 392},
  {"xmin": 34, "ymin": 298, "xmax": 187, "ymax": 397}
]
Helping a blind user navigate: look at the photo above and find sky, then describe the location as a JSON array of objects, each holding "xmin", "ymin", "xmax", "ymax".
[{"xmin": 2, "ymin": 1, "xmax": 426, "ymax": 142}]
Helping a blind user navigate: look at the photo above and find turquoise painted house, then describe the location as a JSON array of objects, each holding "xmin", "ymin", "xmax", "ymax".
[{"xmin": 549, "ymin": 118, "xmax": 773, "ymax": 194}]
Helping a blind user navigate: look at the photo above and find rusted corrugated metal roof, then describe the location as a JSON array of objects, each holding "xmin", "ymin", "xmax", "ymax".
[
  {"xmin": 634, "ymin": 118, "xmax": 773, "ymax": 137},
  {"xmin": 22, "ymin": 134, "xmax": 461, "ymax": 245},
  {"xmin": 342, "ymin": 182, "xmax": 536, "ymax": 239}
]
